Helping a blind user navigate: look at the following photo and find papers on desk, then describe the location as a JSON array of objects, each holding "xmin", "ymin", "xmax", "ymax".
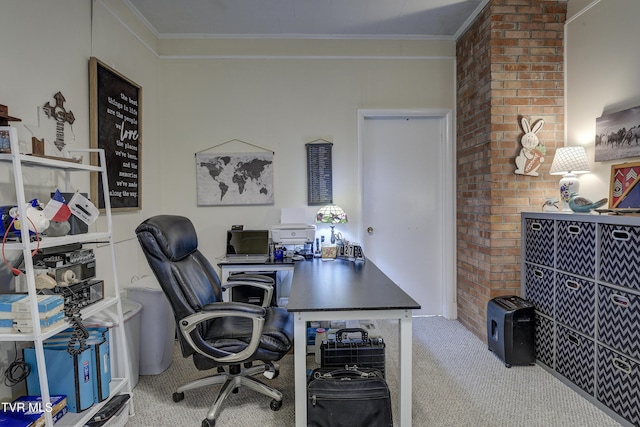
[{"xmin": 281, "ymin": 208, "xmax": 307, "ymax": 224}]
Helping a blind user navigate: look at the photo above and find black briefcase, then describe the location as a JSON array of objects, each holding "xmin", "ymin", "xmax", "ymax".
[
  {"xmin": 307, "ymin": 367, "xmax": 392, "ymax": 427},
  {"xmin": 320, "ymin": 328, "xmax": 386, "ymax": 376}
]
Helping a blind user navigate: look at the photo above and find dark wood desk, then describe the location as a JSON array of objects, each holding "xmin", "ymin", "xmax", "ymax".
[{"xmin": 287, "ymin": 258, "xmax": 420, "ymax": 426}]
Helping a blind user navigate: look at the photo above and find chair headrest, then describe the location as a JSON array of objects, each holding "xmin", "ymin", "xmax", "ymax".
[{"xmin": 135, "ymin": 215, "xmax": 198, "ymax": 261}]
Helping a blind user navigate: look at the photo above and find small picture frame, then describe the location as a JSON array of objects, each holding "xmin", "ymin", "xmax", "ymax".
[
  {"xmin": 609, "ymin": 161, "xmax": 640, "ymax": 208},
  {"xmin": 321, "ymin": 245, "xmax": 337, "ymax": 259},
  {"xmin": 0, "ymin": 128, "xmax": 11, "ymax": 153}
]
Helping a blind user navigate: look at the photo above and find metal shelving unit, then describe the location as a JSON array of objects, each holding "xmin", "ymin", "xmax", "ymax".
[{"xmin": 0, "ymin": 126, "xmax": 133, "ymax": 426}]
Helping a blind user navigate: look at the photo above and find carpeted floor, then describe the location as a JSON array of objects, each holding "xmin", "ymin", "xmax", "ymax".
[{"xmin": 126, "ymin": 317, "xmax": 623, "ymax": 426}]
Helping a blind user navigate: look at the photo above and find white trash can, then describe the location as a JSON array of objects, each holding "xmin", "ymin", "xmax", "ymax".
[
  {"xmin": 87, "ymin": 298, "xmax": 142, "ymax": 388},
  {"xmin": 126, "ymin": 275, "xmax": 175, "ymax": 376}
]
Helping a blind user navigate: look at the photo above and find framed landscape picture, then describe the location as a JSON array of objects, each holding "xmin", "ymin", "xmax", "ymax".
[{"xmin": 595, "ymin": 105, "xmax": 640, "ymax": 162}]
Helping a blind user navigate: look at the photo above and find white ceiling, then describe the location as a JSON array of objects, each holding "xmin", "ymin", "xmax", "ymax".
[{"xmin": 125, "ymin": 0, "xmax": 488, "ymax": 40}]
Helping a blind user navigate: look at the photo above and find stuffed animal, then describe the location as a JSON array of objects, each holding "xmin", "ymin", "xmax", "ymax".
[
  {"xmin": 0, "ymin": 199, "xmax": 50, "ymax": 240},
  {"xmin": 515, "ymin": 118, "xmax": 546, "ymax": 176}
]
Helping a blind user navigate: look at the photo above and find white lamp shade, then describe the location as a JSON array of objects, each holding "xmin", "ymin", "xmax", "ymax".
[
  {"xmin": 550, "ymin": 146, "xmax": 590, "ymax": 212},
  {"xmin": 549, "ymin": 146, "xmax": 591, "ymax": 175}
]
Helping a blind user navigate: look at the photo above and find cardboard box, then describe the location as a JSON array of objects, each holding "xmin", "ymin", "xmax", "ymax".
[{"xmin": 0, "ymin": 395, "xmax": 67, "ymax": 427}]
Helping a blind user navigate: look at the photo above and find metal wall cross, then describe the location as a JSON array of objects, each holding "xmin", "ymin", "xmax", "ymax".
[{"xmin": 43, "ymin": 91, "xmax": 75, "ymax": 151}]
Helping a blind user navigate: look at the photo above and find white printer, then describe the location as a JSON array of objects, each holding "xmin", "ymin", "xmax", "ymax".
[{"xmin": 271, "ymin": 223, "xmax": 316, "ymax": 245}]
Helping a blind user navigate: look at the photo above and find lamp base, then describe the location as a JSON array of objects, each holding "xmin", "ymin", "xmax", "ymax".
[{"xmin": 559, "ymin": 173, "xmax": 580, "ymax": 212}]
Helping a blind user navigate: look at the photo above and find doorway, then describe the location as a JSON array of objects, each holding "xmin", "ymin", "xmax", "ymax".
[{"xmin": 358, "ymin": 109, "xmax": 455, "ymax": 318}]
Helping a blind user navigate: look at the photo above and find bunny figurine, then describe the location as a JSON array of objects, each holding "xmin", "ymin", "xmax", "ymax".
[{"xmin": 515, "ymin": 117, "xmax": 546, "ymax": 176}]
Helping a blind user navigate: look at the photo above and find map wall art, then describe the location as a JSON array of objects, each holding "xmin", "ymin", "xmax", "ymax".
[{"xmin": 195, "ymin": 151, "xmax": 274, "ymax": 206}]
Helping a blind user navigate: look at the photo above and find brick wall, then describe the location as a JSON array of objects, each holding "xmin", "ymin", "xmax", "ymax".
[{"xmin": 455, "ymin": 0, "xmax": 567, "ymax": 340}]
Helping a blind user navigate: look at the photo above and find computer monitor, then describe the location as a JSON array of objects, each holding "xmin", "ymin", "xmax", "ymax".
[{"xmin": 226, "ymin": 230, "xmax": 269, "ymax": 256}]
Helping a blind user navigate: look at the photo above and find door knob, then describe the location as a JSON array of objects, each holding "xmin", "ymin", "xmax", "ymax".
[{"xmin": 367, "ymin": 227, "xmax": 374, "ymax": 233}]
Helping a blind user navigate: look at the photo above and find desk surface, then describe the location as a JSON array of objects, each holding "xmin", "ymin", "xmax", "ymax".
[{"xmin": 287, "ymin": 258, "xmax": 420, "ymax": 312}]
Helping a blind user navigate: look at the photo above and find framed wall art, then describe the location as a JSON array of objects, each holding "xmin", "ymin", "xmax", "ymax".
[
  {"xmin": 609, "ymin": 161, "xmax": 640, "ymax": 208},
  {"xmin": 89, "ymin": 57, "xmax": 142, "ymax": 211},
  {"xmin": 306, "ymin": 140, "xmax": 333, "ymax": 205},
  {"xmin": 595, "ymin": 104, "xmax": 640, "ymax": 162}
]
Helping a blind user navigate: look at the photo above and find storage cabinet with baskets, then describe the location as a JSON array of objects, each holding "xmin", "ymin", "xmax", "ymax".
[
  {"xmin": 522, "ymin": 212, "xmax": 640, "ymax": 427},
  {"xmin": 0, "ymin": 126, "xmax": 133, "ymax": 426}
]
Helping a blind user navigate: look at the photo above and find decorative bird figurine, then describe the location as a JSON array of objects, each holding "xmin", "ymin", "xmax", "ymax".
[{"xmin": 569, "ymin": 193, "xmax": 608, "ymax": 213}]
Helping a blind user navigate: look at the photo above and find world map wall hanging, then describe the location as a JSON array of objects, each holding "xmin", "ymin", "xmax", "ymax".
[{"xmin": 195, "ymin": 150, "xmax": 274, "ymax": 206}]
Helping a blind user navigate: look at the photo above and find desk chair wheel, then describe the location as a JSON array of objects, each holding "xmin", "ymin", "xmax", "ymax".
[
  {"xmin": 202, "ymin": 418, "xmax": 215, "ymax": 427},
  {"xmin": 270, "ymin": 399, "xmax": 283, "ymax": 411},
  {"xmin": 263, "ymin": 363, "xmax": 279, "ymax": 379},
  {"xmin": 173, "ymin": 392, "xmax": 185, "ymax": 402}
]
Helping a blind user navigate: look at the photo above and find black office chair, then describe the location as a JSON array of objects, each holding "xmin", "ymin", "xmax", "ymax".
[{"xmin": 135, "ymin": 215, "xmax": 294, "ymax": 427}]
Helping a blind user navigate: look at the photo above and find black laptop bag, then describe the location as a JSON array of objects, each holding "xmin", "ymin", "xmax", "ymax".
[{"xmin": 307, "ymin": 367, "xmax": 392, "ymax": 427}]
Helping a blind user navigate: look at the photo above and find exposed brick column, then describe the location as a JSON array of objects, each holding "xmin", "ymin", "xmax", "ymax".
[{"xmin": 456, "ymin": 0, "xmax": 567, "ymax": 340}]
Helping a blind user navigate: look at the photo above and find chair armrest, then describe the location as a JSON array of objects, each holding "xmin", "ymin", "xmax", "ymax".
[
  {"xmin": 179, "ymin": 301, "xmax": 266, "ymax": 364},
  {"xmin": 227, "ymin": 274, "xmax": 275, "ymax": 285},
  {"xmin": 222, "ymin": 279, "xmax": 274, "ymax": 308}
]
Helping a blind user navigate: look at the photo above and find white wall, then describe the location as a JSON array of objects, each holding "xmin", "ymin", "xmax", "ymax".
[
  {"xmin": 158, "ymin": 57, "xmax": 455, "ymax": 260},
  {"xmin": 0, "ymin": 1, "xmax": 455, "ymax": 287},
  {"xmin": 566, "ymin": 0, "xmax": 640, "ymax": 202}
]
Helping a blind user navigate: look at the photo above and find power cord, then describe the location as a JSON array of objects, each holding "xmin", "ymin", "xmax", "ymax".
[
  {"xmin": 64, "ymin": 297, "xmax": 89, "ymax": 355},
  {"xmin": 3, "ymin": 342, "xmax": 30, "ymax": 387}
]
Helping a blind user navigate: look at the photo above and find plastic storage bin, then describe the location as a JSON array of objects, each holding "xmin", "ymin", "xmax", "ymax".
[
  {"xmin": 126, "ymin": 275, "xmax": 175, "ymax": 375},
  {"xmin": 87, "ymin": 298, "xmax": 142, "ymax": 387}
]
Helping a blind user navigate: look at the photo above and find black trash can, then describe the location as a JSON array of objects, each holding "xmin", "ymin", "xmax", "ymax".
[{"xmin": 487, "ymin": 295, "xmax": 535, "ymax": 367}]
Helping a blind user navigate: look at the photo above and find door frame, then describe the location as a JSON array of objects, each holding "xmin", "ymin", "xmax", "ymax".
[{"xmin": 357, "ymin": 109, "xmax": 457, "ymax": 319}]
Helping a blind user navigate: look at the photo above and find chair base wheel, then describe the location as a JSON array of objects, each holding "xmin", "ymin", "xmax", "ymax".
[
  {"xmin": 202, "ymin": 418, "xmax": 215, "ymax": 427},
  {"xmin": 270, "ymin": 399, "xmax": 282, "ymax": 411},
  {"xmin": 173, "ymin": 392, "xmax": 185, "ymax": 402}
]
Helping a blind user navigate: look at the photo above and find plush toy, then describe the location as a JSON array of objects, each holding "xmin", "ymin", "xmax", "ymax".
[{"xmin": 0, "ymin": 199, "xmax": 50, "ymax": 240}]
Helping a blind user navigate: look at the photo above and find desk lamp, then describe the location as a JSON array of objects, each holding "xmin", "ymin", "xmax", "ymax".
[
  {"xmin": 549, "ymin": 146, "xmax": 591, "ymax": 212},
  {"xmin": 315, "ymin": 204, "xmax": 348, "ymax": 243}
]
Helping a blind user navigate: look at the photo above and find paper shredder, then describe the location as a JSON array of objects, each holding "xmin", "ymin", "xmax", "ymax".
[{"xmin": 487, "ymin": 295, "xmax": 535, "ymax": 367}]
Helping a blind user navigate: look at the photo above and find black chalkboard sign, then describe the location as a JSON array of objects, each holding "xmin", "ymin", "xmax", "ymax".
[
  {"xmin": 306, "ymin": 142, "xmax": 333, "ymax": 205},
  {"xmin": 89, "ymin": 57, "xmax": 141, "ymax": 211}
]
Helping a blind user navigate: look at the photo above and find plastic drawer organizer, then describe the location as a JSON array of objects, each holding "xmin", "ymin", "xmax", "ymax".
[{"xmin": 522, "ymin": 212, "xmax": 640, "ymax": 426}]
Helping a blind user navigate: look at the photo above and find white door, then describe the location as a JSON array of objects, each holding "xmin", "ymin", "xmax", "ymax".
[{"xmin": 359, "ymin": 110, "xmax": 455, "ymax": 317}]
